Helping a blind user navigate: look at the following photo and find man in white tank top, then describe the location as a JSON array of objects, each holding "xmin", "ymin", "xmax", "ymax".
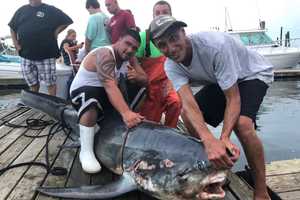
[{"xmin": 70, "ymin": 29, "xmax": 148, "ymax": 173}]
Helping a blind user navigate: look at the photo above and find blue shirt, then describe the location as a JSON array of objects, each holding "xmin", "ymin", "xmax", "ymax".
[{"xmin": 85, "ymin": 12, "xmax": 111, "ymax": 49}]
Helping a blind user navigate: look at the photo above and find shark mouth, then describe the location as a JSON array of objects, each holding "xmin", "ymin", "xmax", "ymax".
[{"xmin": 197, "ymin": 172, "xmax": 227, "ymax": 199}]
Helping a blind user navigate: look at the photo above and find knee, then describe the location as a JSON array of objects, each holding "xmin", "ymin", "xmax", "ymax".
[
  {"xmin": 80, "ymin": 109, "xmax": 98, "ymax": 126},
  {"xmin": 235, "ymin": 116, "xmax": 256, "ymax": 140}
]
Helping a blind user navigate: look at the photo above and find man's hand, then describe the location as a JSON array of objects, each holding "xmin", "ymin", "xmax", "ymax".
[
  {"xmin": 203, "ymin": 135, "xmax": 234, "ymax": 169},
  {"xmin": 122, "ymin": 110, "xmax": 144, "ymax": 128},
  {"xmin": 78, "ymin": 42, "xmax": 84, "ymax": 49},
  {"xmin": 221, "ymin": 137, "xmax": 240, "ymax": 162},
  {"xmin": 127, "ymin": 65, "xmax": 139, "ymax": 82}
]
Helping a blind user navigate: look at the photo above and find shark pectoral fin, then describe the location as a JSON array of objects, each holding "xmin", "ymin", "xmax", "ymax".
[{"xmin": 37, "ymin": 173, "xmax": 137, "ymax": 199}]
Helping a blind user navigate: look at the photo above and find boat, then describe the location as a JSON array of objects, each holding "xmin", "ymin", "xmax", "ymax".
[
  {"xmin": 0, "ymin": 54, "xmax": 73, "ymax": 99},
  {"xmin": 228, "ymin": 29, "xmax": 300, "ymax": 69},
  {"xmin": 223, "ymin": 7, "xmax": 300, "ymax": 69}
]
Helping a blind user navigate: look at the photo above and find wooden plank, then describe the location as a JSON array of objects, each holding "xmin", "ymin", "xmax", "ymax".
[
  {"xmin": 266, "ymin": 172, "xmax": 300, "ymax": 193},
  {"xmin": 0, "ymin": 110, "xmax": 40, "ymax": 152},
  {"xmin": 0, "ymin": 114, "xmax": 47, "ymax": 169},
  {"xmin": 226, "ymin": 171, "xmax": 253, "ymax": 200},
  {"xmin": 90, "ymin": 167, "xmax": 113, "ymax": 200},
  {"xmin": 266, "ymin": 159, "xmax": 300, "ymax": 176},
  {"xmin": 0, "ymin": 107, "xmax": 21, "ymax": 119},
  {"xmin": 5, "ymin": 127, "xmax": 68, "ymax": 200},
  {"xmin": 278, "ymin": 190, "xmax": 300, "ymax": 200},
  {"xmin": 65, "ymin": 150, "xmax": 91, "ymax": 187},
  {"xmin": 35, "ymin": 137, "xmax": 78, "ymax": 200},
  {"xmin": 274, "ymin": 69, "xmax": 300, "ymax": 79},
  {"xmin": 90, "ymin": 166, "xmax": 113, "ymax": 185},
  {"xmin": 0, "ymin": 107, "xmax": 30, "ymax": 125},
  {"xmin": 225, "ymin": 190, "xmax": 239, "ymax": 200},
  {"xmin": 0, "ymin": 122, "xmax": 60, "ymax": 199}
]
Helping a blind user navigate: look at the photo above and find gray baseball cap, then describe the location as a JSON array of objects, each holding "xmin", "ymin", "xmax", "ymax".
[{"xmin": 149, "ymin": 15, "xmax": 187, "ymax": 40}]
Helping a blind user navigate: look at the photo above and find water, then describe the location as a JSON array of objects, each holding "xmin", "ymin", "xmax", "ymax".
[
  {"xmin": 0, "ymin": 81, "xmax": 300, "ymax": 171},
  {"xmin": 0, "ymin": 90, "xmax": 21, "ymax": 109},
  {"xmin": 208, "ymin": 80, "xmax": 300, "ymax": 171}
]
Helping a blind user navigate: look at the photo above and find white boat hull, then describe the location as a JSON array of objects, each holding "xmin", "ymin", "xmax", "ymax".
[
  {"xmin": 0, "ymin": 62, "xmax": 73, "ymax": 99},
  {"xmin": 251, "ymin": 47, "xmax": 300, "ymax": 69}
]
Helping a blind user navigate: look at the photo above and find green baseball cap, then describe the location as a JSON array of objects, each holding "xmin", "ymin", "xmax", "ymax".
[{"xmin": 149, "ymin": 15, "xmax": 187, "ymax": 40}]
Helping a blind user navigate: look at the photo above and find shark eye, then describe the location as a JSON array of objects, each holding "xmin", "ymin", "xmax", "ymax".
[{"xmin": 197, "ymin": 160, "xmax": 210, "ymax": 170}]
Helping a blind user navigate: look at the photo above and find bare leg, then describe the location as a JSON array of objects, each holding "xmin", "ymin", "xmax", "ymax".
[
  {"xmin": 234, "ymin": 116, "xmax": 270, "ymax": 200},
  {"xmin": 47, "ymin": 84, "xmax": 57, "ymax": 96},
  {"xmin": 79, "ymin": 108, "xmax": 97, "ymax": 127},
  {"xmin": 30, "ymin": 84, "xmax": 40, "ymax": 92}
]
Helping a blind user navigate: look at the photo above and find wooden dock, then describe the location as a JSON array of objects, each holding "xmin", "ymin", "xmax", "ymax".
[
  {"xmin": 274, "ymin": 68, "xmax": 300, "ymax": 79},
  {"xmin": 0, "ymin": 106, "xmax": 299, "ymax": 200},
  {"xmin": 0, "ymin": 73, "xmax": 26, "ymax": 89}
]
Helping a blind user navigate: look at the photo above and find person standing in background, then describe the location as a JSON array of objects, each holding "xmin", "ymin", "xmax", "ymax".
[
  {"xmin": 105, "ymin": 0, "xmax": 136, "ymax": 44},
  {"xmin": 85, "ymin": 0, "xmax": 111, "ymax": 54},
  {"xmin": 60, "ymin": 29, "xmax": 83, "ymax": 66},
  {"xmin": 136, "ymin": 0, "xmax": 181, "ymax": 128},
  {"xmin": 9, "ymin": 0, "xmax": 73, "ymax": 96}
]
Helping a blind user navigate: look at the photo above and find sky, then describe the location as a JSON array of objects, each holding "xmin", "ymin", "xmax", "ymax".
[{"xmin": 1, "ymin": 0, "xmax": 300, "ymax": 46}]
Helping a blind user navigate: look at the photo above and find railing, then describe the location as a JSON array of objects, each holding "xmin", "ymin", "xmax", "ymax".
[
  {"xmin": 0, "ymin": 38, "xmax": 17, "ymax": 56},
  {"xmin": 246, "ymin": 38, "xmax": 300, "ymax": 48}
]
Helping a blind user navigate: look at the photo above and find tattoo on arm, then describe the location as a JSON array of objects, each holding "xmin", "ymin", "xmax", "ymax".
[{"xmin": 95, "ymin": 49, "xmax": 116, "ymax": 83}]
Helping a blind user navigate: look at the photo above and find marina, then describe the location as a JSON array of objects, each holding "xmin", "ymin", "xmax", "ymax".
[
  {"xmin": 0, "ymin": 106, "xmax": 299, "ymax": 199},
  {"xmin": 0, "ymin": 57, "xmax": 300, "ymax": 200},
  {"xmin": 0, "ymin": 1, "xmax": 299, "ymax": 199},
  {"xmin": 228, "ymin": 29, "xmax": 300, "ymax": 69}
]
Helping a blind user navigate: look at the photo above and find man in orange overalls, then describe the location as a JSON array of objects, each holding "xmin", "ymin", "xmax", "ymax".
[{"xmin": 136, "ymin": 1, "xmax": 181, "ymax": 128}]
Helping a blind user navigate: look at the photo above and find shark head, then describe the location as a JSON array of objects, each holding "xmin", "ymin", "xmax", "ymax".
[{"xmin": 126, "ymin": 152, "xmax": 228, "ymax": 200}]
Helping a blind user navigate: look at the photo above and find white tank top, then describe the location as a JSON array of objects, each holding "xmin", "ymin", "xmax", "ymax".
[{"xmin": 70, "ymin": 46, "xmax": 128, "ymax": 92}]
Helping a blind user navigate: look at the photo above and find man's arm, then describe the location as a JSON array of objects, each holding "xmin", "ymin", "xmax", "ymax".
[
  {"xmin": 55, "ymin": 25, "xmax": 68, "ymax": 38},
  {"xmin": 10, "ymin": 29, "xmax": 21, "ymax": 51},
  {"xmin": 64, "ymin": 43, "xmax": 83, "ymax": 52},
  {"xmin": 178, "ymin": 84, "xmax": 234, "ymax": 169},
  {"xmin": 127, "ymin": 57, "xmax": 148, "ymax": 86},
  {"xmin": 95, "ymin": 49, "xmax": 144, "ymax": 128},
  {"xmin": 84, "ymin": 38, "xmax": 92, "ymax": 54},
  {"xmin": 221, "ymin": 83, "xmax": 240, "ymax": 139},
  {"xmin": 125, "ymin": 10, "xmax": 136, "ymax": 29},
  {"xmin": 52, "ymin": 6, "xmax": 73, "ymax": 38},
  {"xmin": 220, "ymin": 83, "xmax": 241, "ymax": 161}
]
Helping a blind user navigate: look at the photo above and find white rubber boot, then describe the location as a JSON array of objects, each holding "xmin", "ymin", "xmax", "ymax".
[{"xmin": 79, "ymin": 125, "xmax": 101, "ymax": 173}]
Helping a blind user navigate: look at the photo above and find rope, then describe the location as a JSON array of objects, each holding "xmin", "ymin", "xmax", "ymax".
[{"xmin": 0, "ymin": 109, "xmax": 73, "ymax": 177}]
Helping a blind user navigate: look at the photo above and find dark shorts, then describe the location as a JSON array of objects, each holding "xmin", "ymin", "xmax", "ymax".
[
  {"xmin": 70, "ymin": 86, "xmax": 113, "ymax": 120},
  {"xmin": 70, "ymin": 83, "xmax": 142, "ymax": 120},
  {"xmin": 194, "ymin": 79, "xmax": 269, "ymax": 127}
]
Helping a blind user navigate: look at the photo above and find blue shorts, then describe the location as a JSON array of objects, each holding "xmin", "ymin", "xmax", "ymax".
[{"xmin": 21, "ymin": 58, "xmax": 57, "ymax": 86}]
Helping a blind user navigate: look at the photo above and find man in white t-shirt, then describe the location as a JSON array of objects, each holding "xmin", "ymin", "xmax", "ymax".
[{"xmin": 150, "ymin": 15, "xmax": 273, "ymax": 200}]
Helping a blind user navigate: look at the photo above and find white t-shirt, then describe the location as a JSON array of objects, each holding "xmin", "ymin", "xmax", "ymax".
[{"xmin": 164, "ymin": 32, "xmax": 274, "ymax": 91}]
